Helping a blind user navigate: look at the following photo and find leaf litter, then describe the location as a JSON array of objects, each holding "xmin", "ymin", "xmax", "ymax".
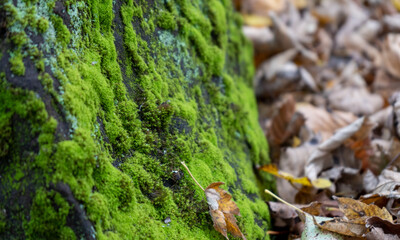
[{"xmin": 237, "ymin": 0, "xmax": 400, "ymax": 238}]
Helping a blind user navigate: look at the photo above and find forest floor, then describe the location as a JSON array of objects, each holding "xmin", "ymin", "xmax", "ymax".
[{"xmin": 236, "ymin": 0, "xmax": 400, "ymax": 239}]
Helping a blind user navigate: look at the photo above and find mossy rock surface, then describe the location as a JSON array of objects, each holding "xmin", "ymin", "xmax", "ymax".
[{"xmin": 0, "ymin": 0, "xmax": 273, "ymax": 239}]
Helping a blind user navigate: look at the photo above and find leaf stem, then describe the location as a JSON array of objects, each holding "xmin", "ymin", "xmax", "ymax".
[
  {"xmin": 265, "ymin": 189, "xmax": 304, "ymax": 213},
  {"xmin": 181, "ymin": 162, "xmax": 205, "ymax": 191}
]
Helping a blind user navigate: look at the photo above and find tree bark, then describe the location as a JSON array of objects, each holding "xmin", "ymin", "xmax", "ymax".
[{"xmin": 0, "ymin": 0, "xmax": 272, "ymax": 239}]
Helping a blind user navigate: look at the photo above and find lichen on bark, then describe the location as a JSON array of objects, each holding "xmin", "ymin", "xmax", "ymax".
[{"xmin": 0, "ymin": 0, "xmax": 273, "ymax": 239}]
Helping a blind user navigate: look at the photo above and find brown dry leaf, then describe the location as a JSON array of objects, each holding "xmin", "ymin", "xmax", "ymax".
[
  {"xmin": 305, "ymin": 117, "xmax": 368, "ymax": 180},
  {"xmin": 337, "ymin": 197, "xmax": 393, "ymax": 224},
  {"xmin": 296, "ymin": 102, "xmax": 357, "ymax": 141},
  {"xmin": 366, "ymin": 216, "xmax": 400, "ymax": 240},
  {"xmin": 365, "ymin": 227, "xmax": 400, "ymax": 240},
  {"xmin": 313, "ymin": 217, "xmax": 368, "ymax": 237},
  {"xmin": 205, "ymin": 182, "xmax": 246, "ymax": 240},
  {"xmin": 266, "ymin": 95, "xmax": 305, "ymax": 146},
  {"xmin": 365, "ymin": 216, "xmax": 400, "ymax": 238},
  {"xmin": 302, "ymin": 200, "xmax": 343, "ymax": 218},
  {"xmin": 300, "ymin": 201, "xmax": 323, "ymax": 216},
  {"xmin": 343, "ymin": 118, "xmax": 375, "ymax": 170}
]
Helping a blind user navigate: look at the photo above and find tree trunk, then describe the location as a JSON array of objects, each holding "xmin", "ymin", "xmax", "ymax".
[{"xmin": 0, "ymin": 0, "xmax": 272, "ymax": 239}]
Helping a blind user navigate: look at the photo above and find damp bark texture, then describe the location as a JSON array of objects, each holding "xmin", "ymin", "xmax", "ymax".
[{"xmin": 0, "ymin": 0, "xmax": 272, "ymax": 239}]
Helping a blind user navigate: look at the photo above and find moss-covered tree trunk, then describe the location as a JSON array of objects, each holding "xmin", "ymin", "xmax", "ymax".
[{"xmin": 0, "ymin": 0, "xmax": 272, "ymax": 239}]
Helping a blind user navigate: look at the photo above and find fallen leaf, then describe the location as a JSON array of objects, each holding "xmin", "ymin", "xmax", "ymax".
[
  {"xmin": 311, "ymin": 178, "xmax": 332, "ymax": 189},
  {"xmin": 343, "ymin": 119, "xmax": 375, "ymax": 170},
  {"xmin": 365, "ymin": 216, "xmax": 400, "ymax": 239},
  {"xmin": 296, "ymin": 102, "xmax": 357, "ymax": 141},
  {"xmin": 360, "ymin": 181, "xmax": 400, "ymax": 211},
  {"xmin": 300, "ymin": 201, "xmax": 324, "ymax": 216},
  {"xmin": 300, "ymin": 200, "xmax": 343, "ymax": 218},
  {"xmin": 313, "ymin": 217, "xmax": 368, "ymax": 237},
  {"xmin": 337, "ymin": 197, "xmax": 393, "ymax": 224},
  {"xmin": 259, "ymin": 164, "xmax": 331, "ymax": 189},
  {"xmin": 266, "ymin": 95, "xmax": 305, "ymax": 146},
  {"xmin": 205, "ymin": 182, "xmax": 246, "ymax": 240},
  {"xmin": 305, "ymin": 117, "xmax": 367, "ymax": 180},
  {"xmin": 365, "ymin": 226, "xmax": 400, "ymax": 240},
  {"xmin": 303, "ymin": 215, "xmax": 349, "ymax": 239},
  {"xmin": 242, "ymin": 14, "xmax": 271, "ymax": 27}
]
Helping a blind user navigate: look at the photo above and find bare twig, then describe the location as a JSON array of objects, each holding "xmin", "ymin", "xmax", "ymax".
[
  {"xmin": 265, "ymin": 189, "xmax": 303, "ymax": 213},
  {"xmin": 181, "ymin": 162, "xmax": 205, "ymax": 191},
  {"xmin": 384, "ymin": 152, "xmax": 400, "ymax": 170}
]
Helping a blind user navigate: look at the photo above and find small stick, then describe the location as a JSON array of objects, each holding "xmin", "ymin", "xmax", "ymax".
[
  {"xmin": 181, "ymin": 162, "xmax": 205, "ymax": 191},
  {"xmin": 385, "ymin": 152, "xmax": 400, "ymax": 170},
  {"xmin": 265, "ymin": 189, "xmax": 303, "ymax": 213},
  {"xmin": 267, "ymin": 230, "xmax": 289, "ymax": 235}
]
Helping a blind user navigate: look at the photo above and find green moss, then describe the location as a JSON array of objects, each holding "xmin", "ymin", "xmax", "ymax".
[
  {"xmin": 24, "ymin": 189, "xmax": 73, "ymax": 239},
  {"xmin": 208, "ymin": 0, "xmax": 228, "ymax": 49},
  {"xmin": 1, "ymin": 0, "xmax": 272, "ymax": 239},
  {"xmin": 157, "ymin": 10, "xmax": 177, "ymax": 30},
  {"xmin": 36, "ymin": 17, "xmax": 49, "ymax": 33},
  {"xmin": 9, "ymin": 52, "xmax": 25, "ymax": 76},
  {"xmin": 35, "ymin": 59, "xmax": 45, "ymax": 71},
  {"xmin": 177, "ymin": 0, "xmax": 212, "ymax": 37},
  {"xmin": 87, "ymin": 192, "xmax": 111, "ymax": 229},
  {"xmin": 3, "ymin": 3, "xmax": 18, "ymax": 27},
  {"xmin": 10, "ymin": 32, "xmax": 28, "ymax": 47},
  {"xmin": 38, "ymin": 72, "xmax": 53, "ymax": 91},
  {"xmin": 50, "ymin": 15, "xmax": 71, "ymax": 47}
]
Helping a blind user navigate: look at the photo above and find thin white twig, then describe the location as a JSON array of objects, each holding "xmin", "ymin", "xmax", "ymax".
[
  {"xmin": 265, "ymin": 189, "xmax": 304, "ymax": 213},
  {"xmin": 181, "ymin": 162, "xmax": 205, "ymax": 191}
]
